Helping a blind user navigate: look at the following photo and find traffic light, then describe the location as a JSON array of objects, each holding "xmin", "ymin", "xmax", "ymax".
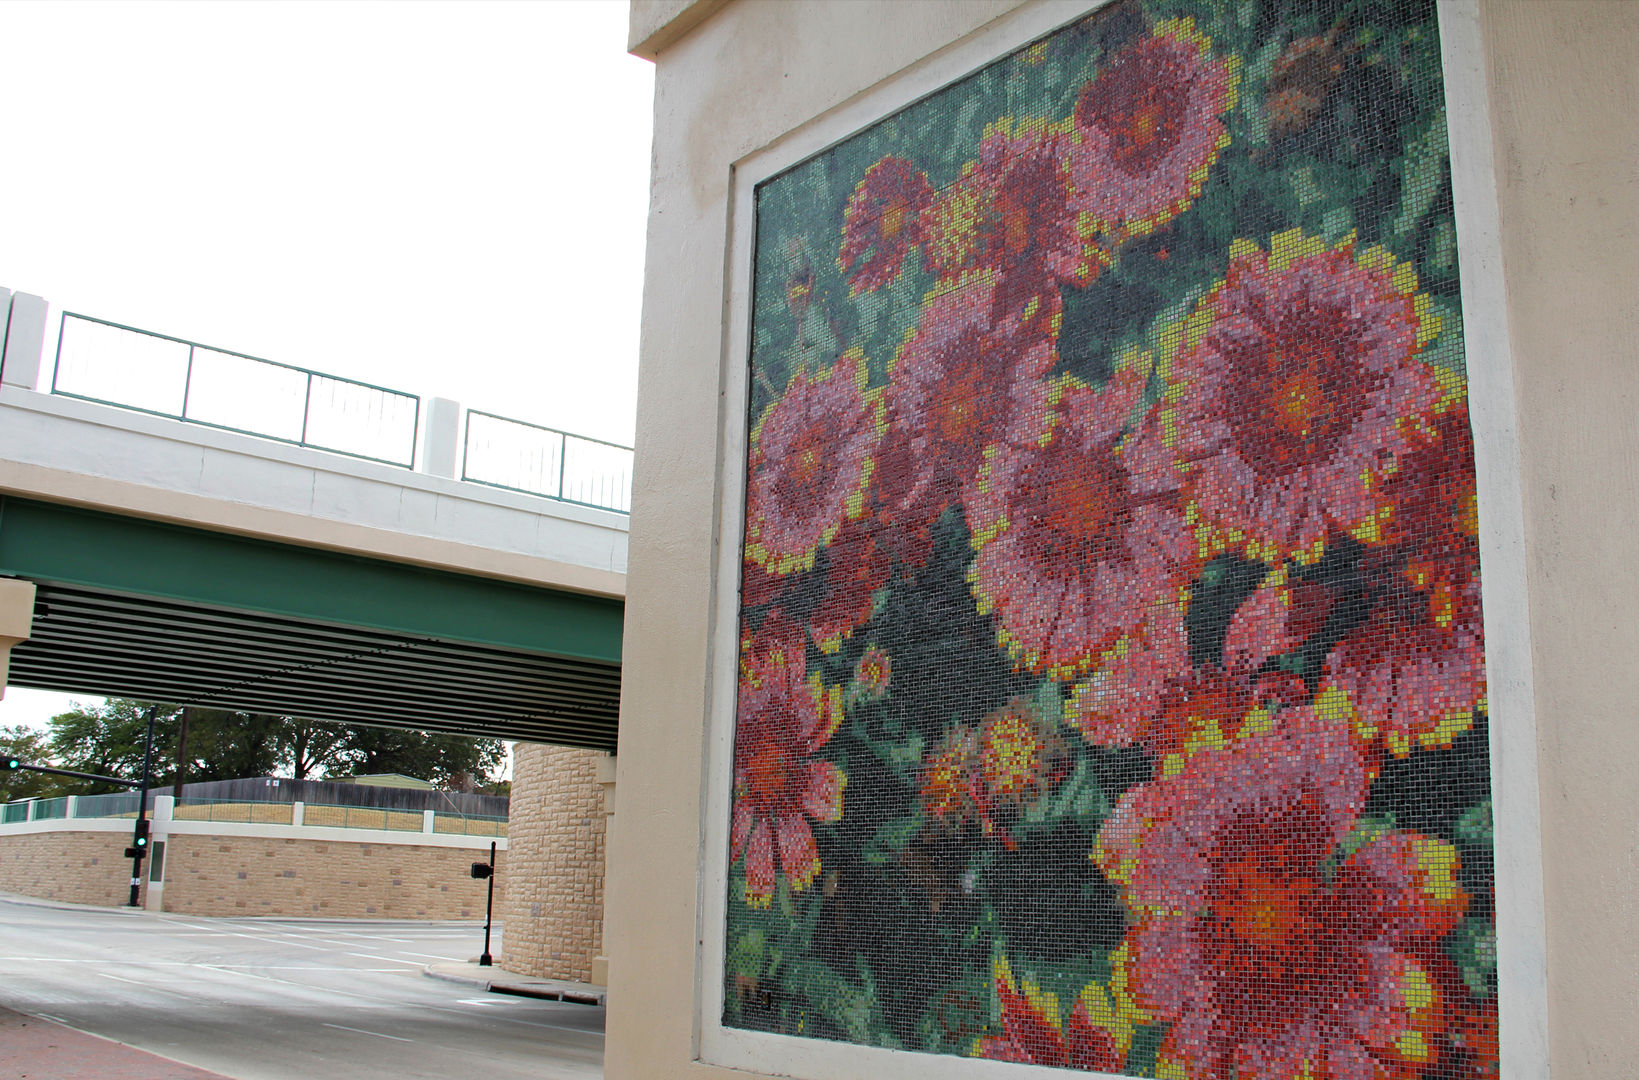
[
  {"xmin": 470, "ymin": 862, "xmax": 492, "ymax": 879},
  {"xmin": 3, "ymin": 757, "xmax": 19, "ymax": 771},
  {"xmin": 125, "ymin": 818, "xmax": 150, "ymax": 860}
]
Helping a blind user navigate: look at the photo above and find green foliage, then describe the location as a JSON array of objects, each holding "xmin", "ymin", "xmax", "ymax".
[
  {"xmin": 0, "ymin": 724, "xmax": 60, "ymax": 800},
  {"xmin": 26, "ymin": 698, "xmax": 507, "ymax": 795}
]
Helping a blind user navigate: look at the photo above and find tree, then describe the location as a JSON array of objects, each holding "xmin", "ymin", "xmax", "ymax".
[
  {"xmin": 41, "ymin": 699, "xmax": 507, "ymax": 791},
  {"xmin": 275, "ymin": 717, "xmax": 350, "ymax": 781},
  {"xmin": 0, "ymin": 724, "xmax": 62, "ymax": 802},
  {"xmin": 327, "ymin": 726, "xmax": 507, "ymax": 789}
]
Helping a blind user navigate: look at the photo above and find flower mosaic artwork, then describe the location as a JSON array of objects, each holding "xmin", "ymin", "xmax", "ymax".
[{"xmin": 727, "ymin": 2, "xmax": 1496, "ymax": 1077}]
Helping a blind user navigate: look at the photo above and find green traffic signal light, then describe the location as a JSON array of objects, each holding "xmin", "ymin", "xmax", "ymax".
[{"xmin": 3, "ymin": 758, "xmax": 19, "ymax": 771}]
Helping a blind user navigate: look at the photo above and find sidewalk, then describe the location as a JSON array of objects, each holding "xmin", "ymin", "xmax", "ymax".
[
  {"xmin": 0, "ymin": 1006, "xmax": 230, "ymax": 1080},
  {"xmin": 422, "ymin": 961, "xmax": 607, "ymax": 1005}
]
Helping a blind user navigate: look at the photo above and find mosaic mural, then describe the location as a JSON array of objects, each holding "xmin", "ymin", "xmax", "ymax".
[{"xmin": 727, "ymin": 2, "xmax": 1497, "ymax": 1076}]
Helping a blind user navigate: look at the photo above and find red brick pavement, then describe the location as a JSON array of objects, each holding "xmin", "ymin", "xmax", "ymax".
[{"xmin": 0, "ymin": 1006, "xmax": 231, "ymax": 1080}]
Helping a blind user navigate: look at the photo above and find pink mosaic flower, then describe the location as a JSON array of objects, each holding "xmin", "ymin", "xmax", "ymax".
[
  {"xmin": 1098, "ymin": 714, "xmax": 1465, "ymax": 1080},
  {"xmin": 839, "ymin": 156, "xmax": 934, "ymax": 294},
  {"xmin": 1168, "ymin": 232, "xmax": 1444, "ymax": 563},
  {"xmin": 745, "ymin": 348, "xmax": 885, "ymax": 578},
  {"xmin": 878, "ymin": 271, "xmax": 1056, "ymax": 532},
  {"xmin": 968, "ymin": 369, "xmax": 1195, "ymax": 678},
  {"xmin": 731, "ymin": 614, "xmax": 846, "ymax": 906},
  {"xmin": 1068, "ymin": 18, "xmax": 1239, "ymax": 238}
]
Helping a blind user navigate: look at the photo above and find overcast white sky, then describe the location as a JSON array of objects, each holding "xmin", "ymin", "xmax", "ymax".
[{"xmin": 0, "ymin": 0, "xmax": 654, "ymax": 736}]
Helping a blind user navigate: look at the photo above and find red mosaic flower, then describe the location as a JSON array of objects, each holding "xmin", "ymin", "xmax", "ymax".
[
  {"xmin": 968, "ymin": 369, "xmax": 1195, "ymax": 678},
  {"xmin": 1068, "ymin": 18, "xmax": 1239, "ymax": 238},
  {"xmin": 921, "ymin": 699, "xmax": 1065, "ymax": 848},
  {"xmin": 852, "ymin": 644, "xmax": 891, "ymax": 700},
  {"xmin": 1443, "ymin": 995, "xmax": 1500, "ymax": 1080},
  {"xmin": 1168, "ymin": 232, "xmax": 1444, "ymax": 563},
  {"xmin": 1098, "ymin": 715, "xmax": 1465, "ymax": 1080},
  {"xmin": 745, "ymin": 348, "xmax": 885, "ymax": 578},
  {"xmin": 922, "ymin": 119, "xmax": 1101, "ymax": 297},
  {"xmin": 1320, "ymin": 566, "xmax": 1485, "ymax": 760},
  {"xmin": 974, "ymin": 955, "xmax": 1128, "ymax": 1070},
  {"xmin": 839, "ymin": 156, "xmax": 934, "ymax": 294},
  {"xmin": 809, "ymin": 513, "xmax": 894, "ymax": 654},
  {"xmin": 731, "ymin": 614, "xmax": 846, "ymax": 906},
  {"xmin": 1066, "ymin": 574, "xmax": 1318, "ymax": 766},
  {"xmin": 1373, "ymin": 402, "xmax": 1482, "ymax": 593},
  {"xmin": 879, "ymin": 271, "xmax": 1056, "ymax": 532}
]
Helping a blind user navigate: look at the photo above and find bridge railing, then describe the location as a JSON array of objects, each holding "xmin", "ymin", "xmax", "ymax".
[
  {"xmin": 461, "ymin": 409, "xmax": 634, "ymax": 513},
  {"xmin": 32, "ymin": 304, "xmax": 633, "ymax": 514},
  {"xmin": 0, "ymin": 794, "xmax": 509, "ymax": 837},
  {"xmin": 52, "ymin": 312, "xmax": 422, "ymax": 469}
]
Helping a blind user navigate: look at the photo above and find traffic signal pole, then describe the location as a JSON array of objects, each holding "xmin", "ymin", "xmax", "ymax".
[{"xmin": 128, "ymin": 706, "xmax": 158, "ymax": 907}]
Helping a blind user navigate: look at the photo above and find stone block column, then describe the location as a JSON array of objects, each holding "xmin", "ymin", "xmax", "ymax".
[{"xmin": 499, "ymin": 742, "xmax": 607, "ymax": 982}]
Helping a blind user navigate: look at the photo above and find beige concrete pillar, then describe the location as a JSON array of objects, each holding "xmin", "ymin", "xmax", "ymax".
[
  {"xmin": 591, "ymin": 753, "xmax": 616, "ymax": 986},
  {"xmin": 0, "ymin": 579, "xmax": 36, "ymax": 696}
]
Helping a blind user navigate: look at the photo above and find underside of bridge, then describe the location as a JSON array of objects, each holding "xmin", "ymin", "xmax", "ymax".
[{"xmin": 0, "ymin": 497, "xmax": 621, "ymax": 752}]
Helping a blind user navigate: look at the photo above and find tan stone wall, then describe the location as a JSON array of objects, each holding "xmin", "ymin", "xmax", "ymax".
[
  {"xmin": 499, "ymin": 742, "xmax": 606, "ymax": 981},
  {"xmin": 0, "ymin": 830, "xmax": 147, "ymax": 907},
  {"xmin": 161, "ymin": 834, "xmax": 504, "ymax": 919},
  {"xmin": 0, "ymin": 828, "xmax": 499, "ymax": 919}
]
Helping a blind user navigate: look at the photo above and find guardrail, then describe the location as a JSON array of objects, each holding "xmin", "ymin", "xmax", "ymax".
[
  {"xmin": 52, "ymin": 312, "xmax": 422, "ymax": 468},
  {"xmin": 462, "ymin": 410, "xmax": 633, "ymax": 513}
]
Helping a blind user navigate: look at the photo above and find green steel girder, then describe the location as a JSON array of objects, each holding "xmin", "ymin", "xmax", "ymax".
[{"xmin": 0, "ymin": 497, "xmax": 623, "ymax": 664}]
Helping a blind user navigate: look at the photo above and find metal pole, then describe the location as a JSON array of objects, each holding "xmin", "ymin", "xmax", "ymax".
[
  {"xmin": 479, "ymin": 840, "xmax": 496, "ymax": 967},
  {"xmin": 129, "ymin": 705, "xmax": 158, "ymax": 907}
]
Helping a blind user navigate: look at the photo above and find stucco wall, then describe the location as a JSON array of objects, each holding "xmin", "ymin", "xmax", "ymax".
[
  {"xmin": 1481, "ymin": 4, "xmax": 1639, "ymax": 1077},
  {"xmin": 609, "ymin": 0, "xmax": 1636, "ymax": 1078},
  {"xmin": 499, "ymin": 742, "xmax": 607, "ymax": 982}
]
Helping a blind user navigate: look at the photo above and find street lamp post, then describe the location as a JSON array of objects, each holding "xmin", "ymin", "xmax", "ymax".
[{"xmin": 470, "ymin": 841, "xmax": 497, "ymax": 967}]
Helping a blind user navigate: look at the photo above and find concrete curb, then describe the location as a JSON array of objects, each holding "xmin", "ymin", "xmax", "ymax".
[{"xmin": 422, "ymin": 961, "xmax": 606, "ymax": 1005}]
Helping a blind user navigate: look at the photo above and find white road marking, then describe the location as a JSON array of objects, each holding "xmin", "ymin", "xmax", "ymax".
[
  {"xmin": 346, "ymin": 952, "xmax": 423, "ymax": 965},
  {"xmin": 322, "ymin": 1022, "xmax": 412, "ymax": 1042}
]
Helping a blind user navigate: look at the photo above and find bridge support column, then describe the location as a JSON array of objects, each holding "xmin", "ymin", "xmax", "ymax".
[
  {"xmin": 592, "ymin": 753, "xmax": 616, "ymax": 986},
  {"xmin": 0, "ymin": 579, "xmax": 36, "ymax": 696}
]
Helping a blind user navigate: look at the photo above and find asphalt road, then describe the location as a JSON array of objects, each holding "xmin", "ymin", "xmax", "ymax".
[{"xmin": 0, "ymin": 896, "xmax": 603, "ymax": 1080}]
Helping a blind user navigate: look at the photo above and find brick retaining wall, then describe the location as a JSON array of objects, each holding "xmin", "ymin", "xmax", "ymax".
[
  {"xmin": 161, "ymin": 834, "xmax": 504, "ymax": 919},
  {"xmin": 0, "ymin": 830, "xmax": 147, "ymax": 907},
  {"xmin": 0, "ymin": 825, "xmax": 499, "ymax": 919}
]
